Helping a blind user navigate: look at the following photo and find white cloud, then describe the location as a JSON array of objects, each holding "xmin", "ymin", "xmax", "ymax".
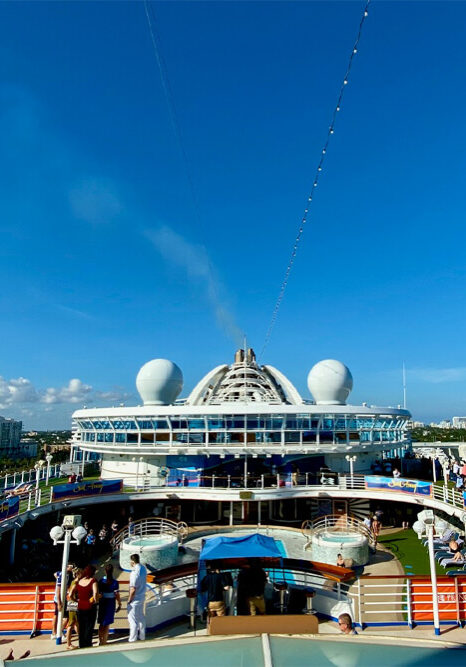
[
  {"xmin": 145, "ymin": 225, "xmax": 243, "ymax": 346},
  {"xmin": 94, "ymin": 389, "xmax": 134, "ymax": 403},
  {"xmin": 42, "ymin": 379, "xmax": 93, "ymax": 405},
  {"xmin": 408, "ymin": 367, "xmax": 466, "ymax": 384},
  {"xmin": 0, "ymin": 376, "xmax": 39, "ymax": 408}
]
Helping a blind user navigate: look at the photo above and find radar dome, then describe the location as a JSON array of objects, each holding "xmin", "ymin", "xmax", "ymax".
[
  {"xmin": 136, "ymin": 359, "xmax": 183, "ymax": 406},
  {"xmin": 307, "ymin": 359, "xmax": 353, "ymax": 405}
]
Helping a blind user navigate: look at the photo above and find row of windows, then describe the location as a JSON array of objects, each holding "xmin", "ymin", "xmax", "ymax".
[
  {"xmin": 78, "ymin": 416, "xmax": 407, "ymax": 432},
  {"xmin": 82, "ymin": 429, "xmax": 402, "ymax": 444}
]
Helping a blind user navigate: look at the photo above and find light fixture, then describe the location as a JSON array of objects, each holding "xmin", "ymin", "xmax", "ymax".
[
  {"xmin": 49, "ymin": 525, "xmax": 64, "ymax": 544},
  {"xmin": 72, "ymin": 525, "xmax": 87, "ymax": 544}
]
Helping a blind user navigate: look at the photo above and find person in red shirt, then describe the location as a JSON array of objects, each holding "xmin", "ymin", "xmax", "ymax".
[{"xmin": 76, "ymin": 565, "xmax": 98, "ymax": 648}]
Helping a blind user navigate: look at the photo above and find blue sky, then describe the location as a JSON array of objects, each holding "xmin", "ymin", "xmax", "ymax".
[{"xmin": 1, "ymin": 1, "xmax": 466, "ymax": 428}]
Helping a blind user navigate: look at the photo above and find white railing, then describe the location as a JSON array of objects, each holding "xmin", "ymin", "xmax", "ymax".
[
  {"xmin": 0, "ymin": 464, "xmax": 62, "ymax": 491},
  {"xmin": 111, "ymin": 517, "xmax": 189, "ymax": 550},
  {"xmin": 302, "ymin": 513, "xmax": 375, "ymax": 550},
  {"xmin": 350, "ymin": 574, "xmax": 466, "ymax": 628}
]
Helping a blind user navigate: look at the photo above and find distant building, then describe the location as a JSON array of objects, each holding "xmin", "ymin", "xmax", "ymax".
[
  {"xmin": 452, "ymin": 417, "xmax": 466, "ymax": 429},
  {"xmin": 0, "ymin": 416, "xmax": 22, "ymax": 457},
  {"xmin": 18, "ymin": 438, "xmax": 38, "ymax": 458}
]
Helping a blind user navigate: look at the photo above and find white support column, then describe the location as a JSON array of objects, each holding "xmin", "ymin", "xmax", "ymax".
[
  {"xmin": 229, "ymin": 501, "xmax": 233, "ymax": 526},
  {"xmin": 427, "ymin": 523, "xmax": 441, "ymax": 635},
  {"xmin": 258, "ymin": 501, "xmax": 262, "ymax": 526}
]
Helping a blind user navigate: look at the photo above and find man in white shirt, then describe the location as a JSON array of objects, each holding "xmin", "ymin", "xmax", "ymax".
[{"xmin": 127, "ymin": 553, "xmax": 147, "ymax": 642}]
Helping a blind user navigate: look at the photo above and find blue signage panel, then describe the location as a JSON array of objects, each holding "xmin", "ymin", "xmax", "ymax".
[
  {"xmin": 0, "ymin": 496, "xmax": 20, "ymax": 520},
  {"xmin": 52, "ymin": 479, "xmax": 123, "ymax": 500},
  {"xmin": 365, "ymin": 475, "xmax": 432, "ymax": 496}
]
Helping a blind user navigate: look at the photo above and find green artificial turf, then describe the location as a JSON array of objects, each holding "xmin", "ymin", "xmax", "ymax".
[{"xmin": 379, "ymin": 529, "xmax": 447, "ymax": 576}]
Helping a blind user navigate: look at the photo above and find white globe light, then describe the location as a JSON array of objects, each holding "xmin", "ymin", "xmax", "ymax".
[
  {"xmin": 72, "ymin": 525, "xmax": 88, "ymax": 544},
  {"xmin": 307, "ymin": 359, "xmax": 353, "ymax": 405},
  {"xmin": 49, "ymin": 525, "xmax": 64, "ymax": 542},
  {"xmin": 136, "ymin": 359, "xmax": 183, "ymax": 406}
]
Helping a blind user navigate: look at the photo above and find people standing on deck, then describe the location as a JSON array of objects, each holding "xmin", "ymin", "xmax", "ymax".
[
  {"xmin": 52, "ymin": 563, "xmax": 74, "ymax": 640},
  {"xmin": 65, "ymin": 567, "xmax": 81, "ymax": 650},
  {"xmin": 200, "ymin": 566, "xmax": 232, "ymax": 620},
  {"xmin": 371, "ymin": 516, "xmax": 381, "ymax": 546},
  {"xmin": 238, "ymin": 560, "xmax": 268, "ymax": 615},
  {"xmin": 76, "ymin": 565, "xmax": 98, "ymax": 648},
  {"xmin": 127, "ymin": 554, "xmax": 147, "ymax": 642},
  {"xmin": 98, "ymin": 564, "xmax": 121, "ymax": 645}
]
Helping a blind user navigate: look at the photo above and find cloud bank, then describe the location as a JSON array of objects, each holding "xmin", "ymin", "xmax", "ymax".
[{"xmin": 0, "ymin": 376, "xmax": 132, "ymax": 411}]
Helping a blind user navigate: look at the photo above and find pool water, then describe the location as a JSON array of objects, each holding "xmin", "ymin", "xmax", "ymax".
[
  {"xmin": 27, "ymin": 636, "xmax": 466, "ymax": 667},
  {"xmin": 321, "ymin": 533, "xmax": 366, "ymax": 544},
  {"xmin": 129, "ymin": 537, "xmax": 175, "ymax": 548}
]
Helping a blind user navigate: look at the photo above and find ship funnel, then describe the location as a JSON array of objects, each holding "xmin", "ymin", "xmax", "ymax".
[
  {"xmin": 234, "ymin": 349, "xmax": 245, "ymax": 363},
  {"xmin": 247, "ymin": 348, "xmax": 256, "ymax": 363}
]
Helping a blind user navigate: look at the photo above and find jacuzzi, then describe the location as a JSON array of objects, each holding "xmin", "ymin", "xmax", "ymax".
[
  {"xmin": 119, "ymin": 534, "xmax": 179, "ymax": 571},
  {"xmin": 311, "ymin": 531, "xmax": 369, "ymax": 566}
]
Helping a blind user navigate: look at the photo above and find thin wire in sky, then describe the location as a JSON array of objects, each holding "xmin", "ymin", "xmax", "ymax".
[
  {"xmin": 259, "ymin": 0, "xmax": 371, "ymax": 361},
  {"xmin": 143, "ymin": 1, "xmax": 244, "ymax": 345}
]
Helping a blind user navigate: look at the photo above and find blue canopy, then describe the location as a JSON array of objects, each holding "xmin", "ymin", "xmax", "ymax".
[{"xmin": 199, "ymin": 533, "xmax": 282, "ymax": 562}]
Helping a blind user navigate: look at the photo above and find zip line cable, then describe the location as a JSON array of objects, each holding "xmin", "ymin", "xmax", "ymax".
[
  {"xmin": 143, "ymin": 1, "xmax": 203, "ymax": 230},
  {"xmin": 259, "ymin": 0, "xmax": 371, "ymax": 360}
]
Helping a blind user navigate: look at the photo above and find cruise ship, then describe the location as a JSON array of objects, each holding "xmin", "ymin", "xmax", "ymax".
[{"xmin": 70, "ymin": 349, "xmax": 411, "ymax": 522}]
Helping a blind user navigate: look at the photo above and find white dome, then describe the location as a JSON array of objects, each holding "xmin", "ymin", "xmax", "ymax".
[
  {"xmin": 136, "ymin": 359, "xmax": 183, "ymax": 406},
  {"xmin": 307, "ymin": 359, "xmax": 353, "ymax": 405}
]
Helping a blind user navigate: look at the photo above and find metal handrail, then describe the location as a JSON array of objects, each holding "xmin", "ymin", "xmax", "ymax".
[
  {"xmin": 301, "ymin": 514, "xmax": 376, "ymax": 549},
  {"xmin": 111, "ymin": 517, "xmax": 189, "ymax": 550}
]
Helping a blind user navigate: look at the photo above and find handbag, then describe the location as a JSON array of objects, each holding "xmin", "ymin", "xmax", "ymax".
[{"xmin": 66, "ymin": 600, "xmax": 78, "ymax": 611}]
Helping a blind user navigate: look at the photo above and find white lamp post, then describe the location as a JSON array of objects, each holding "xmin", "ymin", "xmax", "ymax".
[
  {"xmin": 425, "ymin": 518, "xmax": 440, "ymax": 635},
  {"xmin": 345, "ymin": 455, "xmax": 357, "ymax": 488},
  {"xmin": 34, "ymin": 460, "xmax": 45, "ymax": 506},
  {"xmin": 45, "ymin": 453, "xmax": 53, "ymax": 486},
  {"xmin": 432, "ymin": 455, "xmax": 437, "ymax": 483},
  {"xmin": 49, "ymin": 518, "xmax": 87, "ymax": 645}
]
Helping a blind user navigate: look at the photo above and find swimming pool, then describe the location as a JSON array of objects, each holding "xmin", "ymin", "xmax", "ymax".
[
  {"xmin": 119, "ymin": 533, "xmax": 179, "ymax": 571},
  {"xmin": 27, "ymin": 635, "xmax": 466, "ymax": 667}
]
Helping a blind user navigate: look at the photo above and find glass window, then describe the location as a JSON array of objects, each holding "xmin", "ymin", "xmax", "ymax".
[
  {"xmin": 207, "ymin": 418, "xmax": 224, "ymax": 430},
  {"xmin": 303, "ymin": 431, "xmax": 316, "ymax": 442},
  {"xmin": 335, "ymin": 419, "xmax": 346, "ymax": 430},
  {"xmin": 153, "ymin": 420, "xmax": 169, "ymax": 429},
  {"xmin": 265, "ymin": 417, "xmax": 283, "ymax": 429},
  {"xmin": 127, "ymin": 433, "xmax": 138, "ymax": 443},
  {"xmin": 285, "ymin": 417, "xmax": 299, "ymax": 429},
  {"xmin": 105, "ymin": 433, "xmax": 114, "ymax": 443},
  {"xmin": 170, "ymin": 419, "xmax": 188, "ymax": 429},
  {"xmin": 188, "ymin": 419, "xmax": 205, "ymax": 429},
  {"xmin": 188, "ymin": 433, "xmax": 205, "ymax": 443},
  {"xmin": 97, "ymin": 433, "xmax": 104, "ymax": 442},
  {"xmin": 208, "ymin": 432, "xmax": 225, "ymax": 443},
  {"xmin": 284, "ymin": 431, "xmax": 300, "ymax": 443},
  {"xmin": 323, "ymin": 418, "xmax": 334, "ymax": 429},
  {"xmin": 225, "ymin": 416, "xmax": 245, "ymax": 429},
  {"xmin": 137, "ymin": 420, "xmax": 153, "ymax": 429},
  {"xmin": 123, "ymin": 420, "xmax": 137, "ymax": 430},
  {"xmin": 115, "ymin": 433, "xmax": 126, "ymax": 443},
  {"xmin": 174, "ymin": 433, "xmax": 188, "ymax": 443}
]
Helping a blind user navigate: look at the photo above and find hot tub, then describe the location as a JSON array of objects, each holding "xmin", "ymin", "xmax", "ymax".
[
  {"xmin": 311, "ymin": 531, "xmax": 369, "ymax": 566},
  {"xmin": 120, "ymin": 534, "xmax": 179, "ymax": 571}
]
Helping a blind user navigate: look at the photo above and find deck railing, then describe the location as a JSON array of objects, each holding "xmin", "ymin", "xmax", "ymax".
[{"xmin": 111, "ymin": 517, "xmax": 189, "ymax": 551}]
